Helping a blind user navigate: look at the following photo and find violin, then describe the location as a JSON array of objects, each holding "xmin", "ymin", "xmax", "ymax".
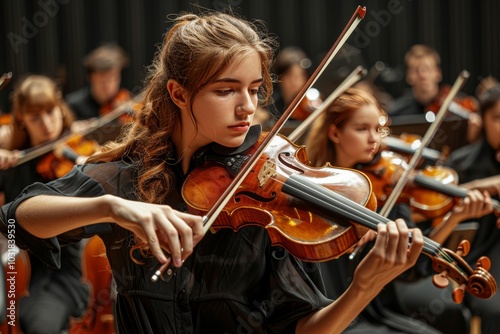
[
  {"xmin": 69, "ymin": 236, "xmax": 114, "ymax": 334},
  {"xmin": 182, "ymin": 132, "xmax": 496, "ymax": 303},
  {"xmin": 0, "ymin": 114, "xmax": 13, "ymax": 126},
  {"xmin": 152, "ymin": 6, "xmax": 496, "ymax": 302},
  {"xmin": 36, "ymin": 134, "xmax": 100, "ymax": 180},
  {"xmin": 290, "ymin": 88, "xmax": 323, "ymax": 121},
  {"xmin": 10, "ymin": 90, "xmax": 142, "ymax": 171},
  {"xmin": 100, "ymin": 89, "xmax": 132, "ymax": 124},
  {"xmin": 360, "ymin": 150, "xmax": 500, "ymax": 220},
  {"xmin": 426, "ymin": 85, "xmax": 479, "ymax": 120}
]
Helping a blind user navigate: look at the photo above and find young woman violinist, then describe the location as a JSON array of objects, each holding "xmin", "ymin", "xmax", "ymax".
[
  {"xmin": 0, "ymin": 12, "xmax": 423, "ymax": 334},
  {"xmin": 0, "ymin": 75, "xmax": 91, "ymax": 333},
  {"xmin": 305, "ymin": 87, "xmax": 493, "ymax": 334}
]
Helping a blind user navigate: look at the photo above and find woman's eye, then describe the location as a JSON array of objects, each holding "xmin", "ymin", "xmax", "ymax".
[
  {"xmin": 216, "ymin": 90, "xmax": 233, "ymax": 95},
  {"xmin": 250, "ymin": 88, "xmax": 260, "ymax": 95}
]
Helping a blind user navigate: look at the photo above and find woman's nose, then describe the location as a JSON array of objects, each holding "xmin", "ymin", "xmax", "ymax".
[{"xmin": 236, "ymin": 93, "xmax": 255, "ymax": 116}]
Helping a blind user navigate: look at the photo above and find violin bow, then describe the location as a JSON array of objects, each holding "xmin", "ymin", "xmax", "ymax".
[
  {"xmin": 378, "ymin": 70, "xmax": 469, "ymax": 217},
  {"xmin": 152, "ymin": 5, "xmax": 367, "ymax": 282},
  {"xmin": 287, "ymin": 65, "xmax": 367, "ymax": 143},
  {"xmin": 0, "ymin": 72, "xmax": 13, "ymax": 92},
  {"xmin": 13, "ymin": 91, "xmax": 144, "ymax": 167}
]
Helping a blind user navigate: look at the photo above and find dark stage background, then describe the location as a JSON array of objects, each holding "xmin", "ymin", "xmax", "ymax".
[{"xmin": 1, "ymin": 0, "xmax": 499, "ymax": 114}]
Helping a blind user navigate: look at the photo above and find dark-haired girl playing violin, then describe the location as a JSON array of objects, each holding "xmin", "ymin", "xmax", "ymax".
[
  {"xmin": 0, "ymin": 75, "xmax": 90, "ymax": 333},
  {"xmin": 0, "ymin": 12, "xmax": 424, "ymax": 334},
  {"xmin": 305, "ymin": 87, "xmax": 494, "ymax": 334}
]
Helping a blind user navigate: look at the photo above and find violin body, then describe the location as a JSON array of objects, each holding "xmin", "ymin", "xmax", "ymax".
[
  {"xmin": 36, "ymin": 135, "xmax": 100, "ymax": 180},
  {"xmin": 427, "ymin": 85, "xmax": 479, "ymax": 117},
  {"xmin": 100, "ymin": 89, "xmax": 132, "ymax": 124},
  {"xmin": 410, "ymin": 165, "xmax": 459, "ymax": 218},
  {"xmin": 69, "ymin": 236, "xmax": 114, "ymax": 334},
  {"xmin": 183, "ymin": 133, "xmax": 375, "ymax": 262},
  {"xmin": 360, "ymin": 150, "xmax": 460, "ymax": 219},
  {"xmin": 290, "ymin": 88, "xmax": 322, "ymax": 121}
]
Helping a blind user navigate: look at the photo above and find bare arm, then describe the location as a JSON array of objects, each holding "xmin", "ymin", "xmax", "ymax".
[
  {"xmin": 296, "ymin": 219, "xmax": 423, "ymax": 334},
  {"xmin": 16, "ymin": 194, "xmax": 205, "ymax": 267},
  {"xmin": 461, "ymin": 175, "xmax": 500, "ymax": 197}
]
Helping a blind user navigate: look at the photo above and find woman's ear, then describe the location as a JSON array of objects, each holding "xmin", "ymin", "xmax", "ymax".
[
  {"xmin": 167, "ymin": 79, "xmax": 188, "ymax": 109},
  {"xmin": 327, "ymin": 124, "xmax": 341, "ymax": 144}
]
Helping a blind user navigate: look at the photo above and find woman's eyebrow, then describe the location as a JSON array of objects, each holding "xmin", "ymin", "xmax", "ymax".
[{"xmin": 213, "ymin": 78, "xmax": 263, "ymax": 84}]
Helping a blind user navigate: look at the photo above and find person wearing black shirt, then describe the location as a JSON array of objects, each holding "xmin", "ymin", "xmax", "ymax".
[{"xmin": 0, "ymin": 12, "xmax": 425, "ymax": 333}]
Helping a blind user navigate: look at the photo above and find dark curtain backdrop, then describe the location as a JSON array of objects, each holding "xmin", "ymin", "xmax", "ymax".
[{"xmin": 1, "ymin": 0, "xmax": 499, "ymax": 113}]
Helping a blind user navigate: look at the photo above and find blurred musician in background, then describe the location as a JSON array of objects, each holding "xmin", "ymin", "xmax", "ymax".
[
  {"xmin": 65, "ymin": 43, "xmax": 132, "ymax": 123},
  {"xmin": 305, "ymin": 87, "xmax": 493, "ymax": 334},
  {"xmin": 388, "ymin": 44, "xmax": 482, "ymax": 145},
  {"xmin": 0, "ymin": 75, "xmax": 90, "ymax": 333}
]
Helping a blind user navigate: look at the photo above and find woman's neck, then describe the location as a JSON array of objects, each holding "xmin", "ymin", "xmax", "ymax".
[
  {"xmin": 333, "ymin": 158, "xmax": 354, "ymax": 169},
  {"xmin": 172, "ymin": 127, "xmax": 204, "ymax": 175}
]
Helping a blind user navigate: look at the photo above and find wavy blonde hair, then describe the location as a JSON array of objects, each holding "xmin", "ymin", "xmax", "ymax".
[
  {"xmin": 9, "ymin": 75, "xmax": 74, "ymax": 150},
  {"xmin": 305, "ymin": 88, "xmax": 387, "ymax": 167},
  {"xmin": 88, "ymin": 11, "xmax": 276, "ymax": 205}
]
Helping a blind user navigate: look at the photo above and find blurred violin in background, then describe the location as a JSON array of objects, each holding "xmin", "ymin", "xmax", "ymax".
[
  {"xmin": 426, "ymin": 85, "xmax": 479, "ymax": 120},
  {"xmin": 291, "ymin": 87, "xmax": 323, "ymax": 121},
  {"xmin": 359, "ymin": 150, "xmax": 500, "ymax": 223},
  {"xmin": 99, "ymin": 88, "xmax": 132, "ymax": 124},
  {"xmin": 35, "ymin": 134, "xmax": 100, "ymax": 180},
  {"xmin": 381, "ymin": 133, "xmax": 445, "ymax": 165},
  {"xmin": 425, "ymin": 85, "xmax": 482, "ymax": 144},
  {"xmin": 69, "ymin": 236, "xmax": 115, "ymax": 334}
]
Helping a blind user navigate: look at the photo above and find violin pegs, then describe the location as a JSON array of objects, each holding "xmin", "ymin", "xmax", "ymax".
[
  {"xmin": 476, "ymin": 256, "xmax": 492, "ymax": 271},
  {"xmin": 452, "ymin": 285, "xmax": 466, "ymax": 304},
  {"xmin": 432, "ymin": 272, "xmax": 450, "ymax": 289},
  {"xmin": 456, "ymin": 240, "xmax": 471, "ymax": 257}
]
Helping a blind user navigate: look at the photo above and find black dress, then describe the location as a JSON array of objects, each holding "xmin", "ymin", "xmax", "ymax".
[{"xmin": 1, "ymin": 154, "xmax": 331, "ymax": 333}]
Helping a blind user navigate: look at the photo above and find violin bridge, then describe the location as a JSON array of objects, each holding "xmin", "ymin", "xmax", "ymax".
[{"xmin": 258, "ymin": 159, "xmax": 277, "ymax": 187}]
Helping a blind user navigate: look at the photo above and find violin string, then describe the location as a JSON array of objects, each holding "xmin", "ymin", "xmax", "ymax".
[
  {"xmin": 244, "ymin": 165, "xmax": 460, "ymax": 268},
  {"xmin": 280, "ymin": 173, "xmax": 462, "ymax": 270}
]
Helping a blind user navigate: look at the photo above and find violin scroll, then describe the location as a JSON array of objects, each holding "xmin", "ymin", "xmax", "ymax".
[{"xmin": 430, "ymin": 240, "xmax": 497, "ymax": 303}]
